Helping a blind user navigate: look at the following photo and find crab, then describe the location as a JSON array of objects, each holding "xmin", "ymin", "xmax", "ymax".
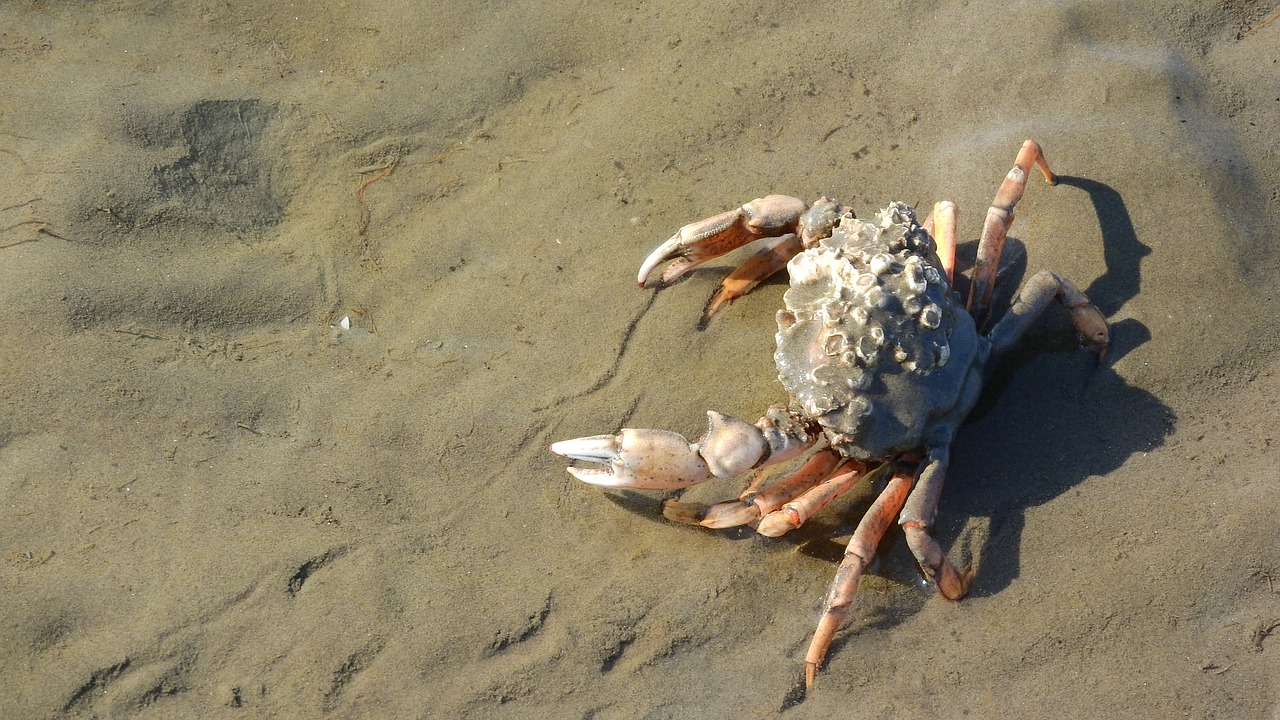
[{"xmin": 550, "ymin": 140, "xmax": 1109, "ymax": 687}]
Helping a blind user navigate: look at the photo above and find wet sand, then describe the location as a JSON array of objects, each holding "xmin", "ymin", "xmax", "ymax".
[{"xmin": 2, "ymin": 2, "xmax": 1278, "ymax": 718}]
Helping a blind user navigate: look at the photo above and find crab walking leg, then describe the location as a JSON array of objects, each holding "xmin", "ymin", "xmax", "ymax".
[
  {"xmin": 662, "ymin": 448, "xmax": 847, "ymax": 529},
  {"xmin": 756, "ymin": 460, "xmax": 887, "ymax": 538},
  {"xmin": 804, "ymin": 467, "xmax": 915, "ymax": 687},
  {"xmin": 899, "ymin": 447, "xmax": 973, "ymax": 601},
  {"xmin": 701, "ymin": 232, "xmax": 805, "ymax": 321},
  {"xmin": 968, "ymin": 140, "xmax": 1057, "ymax": 327},
  {"xmin": 986, "ymin": 270, "xmax": 1110, "ymax": 359},
  {"xmin": 930, "ymin": 200, "xmax": 958, "ymax": 284},
  {"xmin": 637, "ymin": 195, "xmax": 809, "ymax": 288},
  {"xmin": 551, "ymin": 405, "xmax": 818, "ymax": 490},
  {"xmin": 749, "ymin": 452, "xmax": 854, "ymax": 522}
]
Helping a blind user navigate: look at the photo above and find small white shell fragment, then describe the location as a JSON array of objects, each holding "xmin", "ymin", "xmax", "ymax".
[
  {"xmin": 844, "ymin": 364, "xmax": 867, "ymax": 389},
  {"xmin": 823, "ymin": 331, "xmax": 849, "ymax": 356},
  {"xmin": 904, "ymin": 258, "xmax": 927, "ymax": 292},
  {"xmin": 919, "ymin": 304, "xmax": 941, "ymax": 329},
  {"xmin": 855, "ymin": 335, "xmax": 880, "ymax": 364},
  {"xmin": 802, "ymin": 396, "xmax": 825, "ymax": 418},
  {"xmin": 789, "ymin": 253, "xmax": 823, "ymax": 284},
  {"xmin": 340, "ymin": 315, "xmax": 351, "ymax": 330}
]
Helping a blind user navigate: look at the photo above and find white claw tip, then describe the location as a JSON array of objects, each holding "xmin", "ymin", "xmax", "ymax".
[
  {"xmin": 637, "ymin": 234, "xmax": 685, "ymax": 289},
  {"xmin": 565, "ymin": 466, "xmax": 620, "ymax": 486},
  {"xmin": 550, "ymin": 435, "xmax": 617, "ymax": 462}
]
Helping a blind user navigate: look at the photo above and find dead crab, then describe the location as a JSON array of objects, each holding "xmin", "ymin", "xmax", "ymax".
[{"xmin": 551, "ymin": 140, "xmax": 1109, "ymax": 687}]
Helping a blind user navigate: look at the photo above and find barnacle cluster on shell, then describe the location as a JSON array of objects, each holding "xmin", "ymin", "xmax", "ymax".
[{"xmin": 774, "ymin": 202, "xmax": 955, "ymax": 436}]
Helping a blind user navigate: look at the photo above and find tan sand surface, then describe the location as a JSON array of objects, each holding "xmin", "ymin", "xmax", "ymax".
[{"xmin": 2, "ymin": 1, "xmax": 1278, "ymax": 718}]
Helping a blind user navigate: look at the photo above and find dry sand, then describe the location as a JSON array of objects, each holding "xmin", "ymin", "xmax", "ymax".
[{"xmin": 2, "ymin": 1, "xmax": 1279, "ymax": 718}]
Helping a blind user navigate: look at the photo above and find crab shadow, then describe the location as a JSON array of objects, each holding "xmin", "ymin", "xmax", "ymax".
[
  {"xmin": 941, "ymin": 175, "xmax": 1167, "ymax": 596},
  {"xmin": 943, "ymin": 317, "xmax": 1168, "ymax": 594}
]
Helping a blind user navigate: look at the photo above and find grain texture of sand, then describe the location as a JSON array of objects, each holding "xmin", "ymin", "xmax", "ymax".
[{"xmin": 1, "ymin": 2, "xmax": 1278, "ymax": 718}]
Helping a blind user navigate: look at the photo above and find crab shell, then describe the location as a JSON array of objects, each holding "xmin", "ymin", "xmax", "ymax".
[{"xmin": 774, "ymin": 202, "xmax": 988, "ymax": 460}]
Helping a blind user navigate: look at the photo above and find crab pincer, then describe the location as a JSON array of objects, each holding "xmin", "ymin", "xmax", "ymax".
[
  {"xmin": 637, "ymin": 194, "xmax": 809, "ymax": 290},
  {"xmin": 552, "ymin": 409, "xmax": 817, "ymax": 490}
]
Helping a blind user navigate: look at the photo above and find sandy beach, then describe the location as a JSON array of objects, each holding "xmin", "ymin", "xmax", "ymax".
[{"xmin": 2, "ymin": 1, "xmax": 1278, "ymax": 717}]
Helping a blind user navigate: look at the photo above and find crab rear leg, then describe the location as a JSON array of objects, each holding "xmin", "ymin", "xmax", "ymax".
[
  {"xmin": 804, "ymin": 465, "xmax": 914, "ymax": 688},
  {"xmin": 805, "ymin": 450, "xmax": 974, "ymax": 687},
  {"xmin": 987, "ymin": 270, "xmax": 1110, "ymax": 359},
  {"xmin": 755, "ymin": 460, "xmax": 882, "ymax": 537},
  {"xmin": 969, "ymin": 139, "xmax": 1057, "ymax": 328},
  {"xmin": 637, "ymin": 194, "xmax": 809, "ymax": 288},
  {"xmin": 900, "ymin": 447, "xmax": 974, "ymax": 602},
  {"xmin": 665, "ymin": 451, "xmax": 884, "ymax": 538}
]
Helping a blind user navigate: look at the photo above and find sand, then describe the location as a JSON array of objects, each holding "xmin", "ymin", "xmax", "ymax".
[{"xmin": 2, "ymin": 1, "xmax": 1278, "ymax": 718}]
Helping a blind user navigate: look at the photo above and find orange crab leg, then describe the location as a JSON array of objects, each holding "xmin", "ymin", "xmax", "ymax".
[
  {"xmin": 755, "ymin": 460, "xmax": 884, "ymax": 538},
  {"xmin": 662, "ymin": 448, "xmax": 846, "ymax": 529},
  {"xmin": 986, "ymin": 269, "xmax": 1110, "ymax": 360},
  {"xmin": 968, "ymin": 139, "xmax": 1056, "ymax": 327},
  {"xmin": 899, "ymin": 447, "xmax": 973, "ymax": 601},
  {"xmin": 929, "ymin": 200, "xmax": 958, "ymax": 284},
  {"xmin": 751, "ymin": 451, "xmax": 852, "ymax": 516},
  {"xmin": 804, "ymin": 467, "xmax": 914, "ymax": 687},
  {"xmin": 700, "ymin": 232, "xmax": 805, "ymax": 322}
]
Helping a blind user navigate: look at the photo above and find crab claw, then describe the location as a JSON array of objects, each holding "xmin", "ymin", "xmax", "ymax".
[
  {"xmin": 637, "ymin": 195, "xmax": 809, "ymax": 288},
  {"xmin": 551, "ymin": 412, "xmax": 773, "ymax": 490},
  {"xmin": 551, "ymin": 429, "xmax": 713, "ymax": 490}
]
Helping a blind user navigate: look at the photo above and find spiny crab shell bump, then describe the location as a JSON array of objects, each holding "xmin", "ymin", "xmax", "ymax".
[{"xmin": 775, "ymin": 201, "xmax": 985, "ymax": 461}]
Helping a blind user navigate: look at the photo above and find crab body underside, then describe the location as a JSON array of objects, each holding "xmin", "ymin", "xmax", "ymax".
[{"xmin": 551, "ymin": 140, "xmax": 1109, "ymax": 688}]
